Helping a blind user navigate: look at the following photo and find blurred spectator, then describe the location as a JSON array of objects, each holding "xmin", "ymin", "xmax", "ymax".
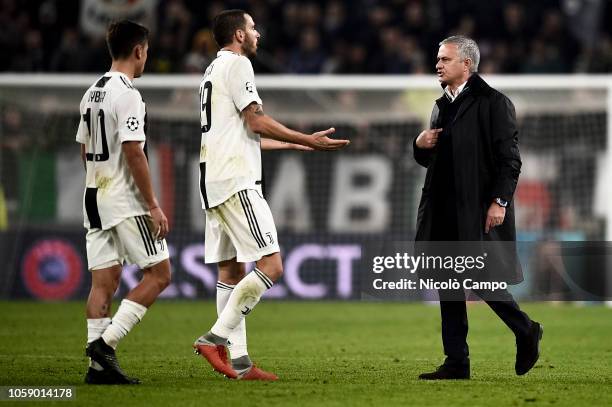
[
  {"xmin": 183, "ymin": 29, "xmax": 216, "ymax": 73},
  {"xmin": 288, "ymin": 28, "xmax": 327, "ymax": 73},
  {"xmin": 581, "ymin": 34, "xmax": 612, "ymax": 73},
  {"xmin": 323, "ymin": 1, "xmax": 346, "ymax": 40},
  {"xmin": 0, "ymin": 107, "xmax": 27, "ymax": 219},
  {"xmin": 0, "ymin": 0, "xmax": 23, "ymax": 70},
  {"xmin": 11, "ymin": 30, "xmax": 44, "ymax": 71},
  {"xmin": 536, "ymin": 9, "xmax": 579, "ymax": 71},
  {"xmin": 149, "ymin": 30, "xmax": 181, "ymax": 73},
  {"xmin": 522, "ymin": 39, "xmax": 566, "ymax": 73},
  {"xmin": 0, "ymin": 0, "xmax": 610, "ymax": 74},
  {"xmin": 83, "ymin": 36, "xmax": 112, "ymax": 72},
  {"xmin": 334, "ymin": 44, "xmax": 368, "ymax": 74},
  {"xmin": 50, "ymin": 29, "xmax": 82, "ymax": 72},
  {"xmin": 397, "ymin": 35, "xmax": 427, "ymax": 74},
  {"xmin": 368, "ymin": 26, "xmax": 400, "ymax": 73},
  {"xmin": 158, "ymin": 0, "xmax": 191, "ymax": 55}
]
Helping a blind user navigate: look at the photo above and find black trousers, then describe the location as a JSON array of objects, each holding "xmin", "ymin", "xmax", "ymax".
[
  {"xmin": 438, "ymin": 288, "xmax": 533, "ymax": 367},
  {"xmin": 429, "ymin": 177, "xmax": 531, "ymax": 366}
]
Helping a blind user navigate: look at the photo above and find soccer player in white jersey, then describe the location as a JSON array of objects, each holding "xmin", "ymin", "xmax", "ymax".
[
  {"xmin": 192, "ymin": 9, "xmax": 350, "ymax": 380},
  {"xmin": 76, "ymin": 20, "xmax": 171, "ymax": 385}
]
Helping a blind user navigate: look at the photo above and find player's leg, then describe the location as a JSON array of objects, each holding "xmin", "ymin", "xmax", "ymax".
[
  {"xmin": 89, "ymin": 216, "xmax": 170, "ymax": 383},
  {"xmin": 86, "ymin": 264, "xmax": 121, "ymax": 348},
  {"xmin": 193, "ymin": 209, "xmax": 242, "ymax": 377},
  {"xmin": 206, "ymin": 190, "xmax": 281, "ymax": 340},
  {"xmin": 210, "ymin": 190, "xmax": 282, "ymax": 339},
  {"xmin": 100, "ymin": 216, "xmax": 171, "ymax": 349},
  {"xmin": 216, "ymin": 259, "xmax": 277, "ymax": 379},
  {"xmin": 85, "ymin": 265, "xmax": 121, "ymax": 382},
  {"xmin": 197, "ymin": 254, "xmax": 281, "ymax": 380},
  {"xmin": 195, "ymin": 190, "xmax": 280, "ymax": 379},
  {"xmin": 100, "ymin": 258, "xmax": 171, "ymax": 348},
  {"xmin": 83, "ymin": 228, "xmax": 138, "ymax": 384},
  {"xmin": 217, "ymin": 259, "xmax": 248, "ymax": 368}
]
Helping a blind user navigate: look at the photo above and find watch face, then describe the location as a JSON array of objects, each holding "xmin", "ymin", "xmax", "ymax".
[{"xmin": 496, "ymin": 198, "xmax": 508, "ymax": 207}]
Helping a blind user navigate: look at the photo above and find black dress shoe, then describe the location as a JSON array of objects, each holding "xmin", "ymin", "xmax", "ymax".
[
  {"xmin": 419, "ymin": 364, "xmax": 470, "ymax": 380},
  {"xmin": 515, "ymin": 321, "xmax": 543, "ymax": 376},
  {"xmin": 86, "ymin": 339, "xmax": 140, "ymax": 384}
]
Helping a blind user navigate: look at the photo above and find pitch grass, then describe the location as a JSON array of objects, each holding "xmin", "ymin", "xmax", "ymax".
[{"xmin": 0, "ymin": 301, "xmax": 610, "ymax": 407}]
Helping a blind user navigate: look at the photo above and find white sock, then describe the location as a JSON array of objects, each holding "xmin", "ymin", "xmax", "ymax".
[
  {"xmin": 229, "ymin": 321, "xmax": 248, "ymax": 359},
  {"xmin": 216, "ymin": 281, "xmax": 234, "ymax": 314},
  {"xmin": 87, "ymin": 318, "xmax": 111, "ymax": 344},
  {"xmin": 216, "ymin": 281, "xmax": 249, "ymax": 359},
  {"xmin": 87, "ymin": 318, "xmax": 111, "ymax": 370},
  {"xmin": 211, "ymin": 268, "xmax": 272, "ymax": 339},
  {"xmin": 101, "ymin": 299, "xmax": 147, "ymax": 349}
]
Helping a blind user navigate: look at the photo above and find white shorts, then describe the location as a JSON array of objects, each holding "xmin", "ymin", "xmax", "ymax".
[
  {"xmin": 86, "ymin": 215, "xmax": 169, "ymax": 270},
  {"xmin": 205, "ymin": 189, "xmax": 280, "ymax": 263}
]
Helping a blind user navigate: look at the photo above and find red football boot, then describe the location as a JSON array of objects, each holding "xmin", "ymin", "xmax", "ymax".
[
  {"xmin": 239, "ymin": 364, "xmax": 279, "ymax": 381},
  {"xmin": 193, "ymin": 340, "xmax": 237, "ymax": 379},
  {"xmin": 216, "ymin": 345, "xmax": 230, "ymax": 368}
]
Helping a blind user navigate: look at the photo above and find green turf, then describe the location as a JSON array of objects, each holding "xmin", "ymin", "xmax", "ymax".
[{"xmin": 0, "ymin": 301, "xmax": 610, "ymax": 406}]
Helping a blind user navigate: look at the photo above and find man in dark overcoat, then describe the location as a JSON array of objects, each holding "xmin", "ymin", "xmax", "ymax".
[{"xmin": 414, "ymin": 35, "xmax": 543, "ymax": 380}]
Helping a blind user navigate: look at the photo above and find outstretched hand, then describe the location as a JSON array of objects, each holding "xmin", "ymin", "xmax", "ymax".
[
  {"xmin": 291, "ymin": 143, "xmax": 315, "ymax": 151},
  {"xmin": 260, "ymin": 138, "xmax": 314, "ymax": 151},
  {"xmin": 309, "ymin": 127, "xmax": 350, "ymax": 151}
]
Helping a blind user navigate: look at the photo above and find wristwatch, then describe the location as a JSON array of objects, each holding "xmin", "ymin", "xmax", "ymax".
[{"xmin": 494, "ymin": 197, "xmax": 508, "ymax": 208}]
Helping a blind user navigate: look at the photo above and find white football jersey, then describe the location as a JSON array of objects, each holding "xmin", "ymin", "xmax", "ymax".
[
  {"xmin": 198, "ymin": 50, "xmax": 263, "ymax": 209},
  {"xmin": 76, "ymin": 71, "xmax": 149, "ymax": 230}
]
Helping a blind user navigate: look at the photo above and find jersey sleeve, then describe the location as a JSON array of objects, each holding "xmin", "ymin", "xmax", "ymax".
[
  {"xmin": 75, "ymin": 97, "xmax": 88, "ymax": 144},
  {"xmin": 228, "ymin": 56, "xmax": 262, "ymax": 112},
  {"xmin": 114, "ymin": 90, "xmax": 146, "ymax": 143}
]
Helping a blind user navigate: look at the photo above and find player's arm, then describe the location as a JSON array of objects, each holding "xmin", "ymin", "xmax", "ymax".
[
  {"xmin": 76, "ymin": 99, "xmax": 88, "ymax": 169},
  {"xmin": 243, "ymin": 103, "xmax": 349, "ymax": 151},
  {"xmin": 122, "ymin": 141, "xmax": 168, "ymax": 239},
  {"xmin": 261, "ymin": 138, "xmax": 313, "ymax": 151},
  {"xmin": 115, "ymin": 90, "xmax": 168, "ymax": 239},
  {"xmin": 80, "ymin": 144, "xmax": 86, "ymax": 167}
]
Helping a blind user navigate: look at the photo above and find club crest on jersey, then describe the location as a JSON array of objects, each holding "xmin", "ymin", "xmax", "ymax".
[
  {"xmin": 126, "ymin": 117, "xmax": 139, "ymax": 131},
  {"xmin": 245, "ymin": 82, "xmax": 254, "ymax": 93}
]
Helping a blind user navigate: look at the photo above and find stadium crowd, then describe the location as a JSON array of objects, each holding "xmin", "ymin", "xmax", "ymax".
[{"xmin": 1, "ymin": 0, "xmax": 611, "ymax": 75}]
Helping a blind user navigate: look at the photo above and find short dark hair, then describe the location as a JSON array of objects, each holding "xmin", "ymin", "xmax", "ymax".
[
  {"xmin": 106, "ymin": 20, "xmax": 149, "ymax": 60},
  {"xmin": 212, "ymin": 9, "xmax": 247, "ymax": 48}
]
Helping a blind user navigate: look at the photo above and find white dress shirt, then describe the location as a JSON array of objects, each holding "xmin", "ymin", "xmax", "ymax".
[{"xmin": 444, "ymin": 80, "xmax": 468, "ymax": 102}]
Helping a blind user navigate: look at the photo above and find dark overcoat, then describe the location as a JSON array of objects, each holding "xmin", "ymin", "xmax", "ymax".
[{"xmin": 413, "ymin": 74, "xmax": 523, "ymax": 284}]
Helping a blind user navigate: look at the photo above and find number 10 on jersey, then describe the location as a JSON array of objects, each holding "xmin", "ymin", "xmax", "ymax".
[
  {"xmin": 83, "ymin": 108, "xmax": 109, "ymax": 162},
  {"xmin": 200, "ymin": 81, "xmax": 212, "ymax": 133}
]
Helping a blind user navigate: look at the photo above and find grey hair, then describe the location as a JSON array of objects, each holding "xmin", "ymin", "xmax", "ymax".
[{"xmin": 439, "ymin": 35, "xmax": 480, "ymax": 73}]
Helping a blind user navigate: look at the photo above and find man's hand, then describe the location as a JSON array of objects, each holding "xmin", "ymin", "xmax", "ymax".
[
  {"xmin": 149, "ymin": 206, "xmax": 169, "ymax": 240},
  {"xmin": 243, "ymin": 103, "xmax": 349, "ymax": 150},
  {"xmin": 261, "ymin": 138, "xmax": 314, "ymax": 151},
  {"xmin": 415, "ymin": 128, "xmax": 443, "ymax": 149},
  {"xmin": 291, "ymin": 143, "xmax": 315, "ymax": 151},
  {"xmin": 309, "ymin": 127, "xmax": 350, "ymax": 151},
  {"xmin": 485, "ymin": 202, "xmax": 506, "ymax": 233}
]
